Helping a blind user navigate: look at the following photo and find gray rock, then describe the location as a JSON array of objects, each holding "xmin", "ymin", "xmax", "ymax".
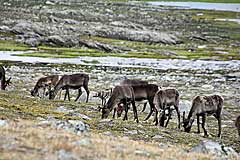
[
  {"xmin": 99, "ymin": 119, "xmax": 112, "ymax": 123},
  {"xmin": 57, "ymin": 149, "xmax": 77, "ymax": 160},
  {"xmin": 152, "ymin": 135, "xmax": 164, "ymax": 140},
  {"xmin": 55, "ymin": 106, "xmax": 73, "ymax": 113},
  {"xmin": 0, "ymin": 120, "xmax": 8, "ymax": 127},
  {"xmin": 190, "ymin": 140, "xmax": 238, "ymax": 157},
  {"xmin": 125, "ymin": 130, "xmax": 138, "ymax": 135},
  {"xmin": 135, "ymin": 149, "xmax": 150, "ymax": 157},
  {"xmin": 73, "ymin": 138, "xmax": 91, "ymax": 146},
  {"xmin": 64, "ymin": 113, "xmax": 91, "ymax": 120}
]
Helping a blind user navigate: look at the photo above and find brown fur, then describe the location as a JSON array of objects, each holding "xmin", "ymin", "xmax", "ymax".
[
  {"xmin": 154, "ymin": 88, "xmax": 180, "ymax": 128},
  {"xmin": 31, "ymin": 75, "xmax": 60, "ymax": 97},
  {"xmin": 0, "ymin": 65, "xmax": 11, "ymax": 90},
  {"xmin": 101, "ymin": 85, "xmax": 138, "ymax": 123},
  {"xmin": 183, "ymin": 95, "xmax": 223, "ymax": 138},
  {"xmin": 235, "ymin": 115, "xmax": 240, "ymax": 138},
  {"xmin": 49, "ymin": 73, "xmax": 90, "ymax": 102}
]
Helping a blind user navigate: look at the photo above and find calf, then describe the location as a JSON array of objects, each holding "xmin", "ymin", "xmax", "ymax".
[
  {"xmin": 31, "ymin": 75, "xmax": 60, "ymax": 98},
  {"xmin": 183, "ymin": 95, "xmax": 223, "ymax": 138},
  {"xmin": 154, "ymin": 88, "xmax": 180, "ymax": 128},
  {"xmin": 101, "ymin": 85, "xmax": 138, "ymax": 123}
]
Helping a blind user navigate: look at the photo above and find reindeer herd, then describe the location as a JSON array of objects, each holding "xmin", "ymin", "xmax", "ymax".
[{"xmin": 0, "ymin": 65, "xmax": 239, "ymax": 139}]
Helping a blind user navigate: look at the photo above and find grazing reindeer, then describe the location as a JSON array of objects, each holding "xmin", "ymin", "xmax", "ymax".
[
  {"xmin": 101, "ymin": 85, "xmax": 138, "ymax": 123},
  {"xmin": 154, "ymin": 88, "xmax": 181, "ymax": 129},
  {"xmin": 93, "ymin": 89, "xmax": 112, "ymax": 106},
  {"xmin": 235, "ymin": 115, "xmax": 240, "ymax": 139},
  {"xmin": 0, "ymin": 65, "xmax": 11, "ymax": 90},
  {"xmin": 183, "ymin": 95, "xmax": 223, "ymax": 138},
  {"xmin": 31, "ymin": 75, "xmax": 60, "ymax": 98},
  {"xmin": 120, "ymin": 78, "xmax": 148, "ymax": 112},
  {"xmin": 49, "ymin": 73, "xmax": 90, "ymax": 102}
]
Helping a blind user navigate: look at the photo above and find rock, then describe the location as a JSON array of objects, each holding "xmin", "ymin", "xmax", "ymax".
[
  {"xmin": 152, "ymin": 135, "xmax": 164, "ymax": 140},
  {"xmin": 64, "ymin": 113, "xmax": 91, "ymax": 120},
  {"xmin": 55, "ymin": 106, "xmax": 73, "ymax": 113},
  {"xmin": 39, "ymin": 117, "xmax": 89, "ymax": 134},
  {"xmin": 57, "ymin": 149, "xmax": 78, "ymax": 160},
  {"xmin": 124, "ymin": 130, "xmax": 138, "ymax": 135},
  {"xmin": 73, "ymin": 138, "xmax": 91, "ymax": 146},
  {"xmin": 190, "ymin": 140, "xmax": 238, "ymax": 157},
  {"xmin": 98, "ymin": 119, "xmax": 112, "ymax": 123},
  {"xmin": 134, "ymin": 150, "xmax": 150, "ymax": 157},
  {"xmin": 0, "ymin": 120, "xmax": 8, "ymax": 127}
]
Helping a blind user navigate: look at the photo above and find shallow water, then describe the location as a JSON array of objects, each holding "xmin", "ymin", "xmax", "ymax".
[
  {"xmin": 148, "ymin": 2, "xmax": 240, "ymax": 12},
  {"xmin": 0, "ymin": 51, "xmax": 240, "ymax": 71}
]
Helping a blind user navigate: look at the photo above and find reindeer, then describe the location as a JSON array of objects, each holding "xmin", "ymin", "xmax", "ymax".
[
  {"xmin": 120, "ymin": 78, "xmax": 148, "ymax": 112},
  {"xmin": 31, "ymin": 75, "xmax": 60, "ymax": 98},
  {"xmin": 183, "ymin": 95, "xmax": 223, "ymax": 138},
  {"xmin": 49, "ymin": 73, "xmax": 90, "ymax": 102},
  {"xmin": 235, "ymin": 115, "xmax": 240, "ymax": 139},
  {"xmin": 153, "ymin": 88, "xmax": 181, "ymax": 129},
  {"xmin": 0, "ymin": 65, "xmax": 11, "ymax": 90},
  {"xmin": 101, "ymin": 85, "xmax": 138, "ymax": 123}
]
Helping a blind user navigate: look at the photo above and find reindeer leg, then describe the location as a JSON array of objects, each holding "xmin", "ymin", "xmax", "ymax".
[
  {"xmin": 165, "ymin": 108, "xmax": 172, "ymax": 128},
  {"xmin": 159, "ymin": 109, "xmax": 165, "ymax": 127},
  {"xmin": 75, "ymin": 88, "xmax": 82, "ymax": 102},
  {"xmin": 42, "ymin": 87, "xmax": 46, "ymax": 99},
  {"xmin": 215, "ymin": 113, "xmax": 222, "ymax": 138},
  {"xmin": 123, "ymin": 103, "xmax": 128, "ymax": 121},
  {"xmin": 144, "ymin": 99, "xmax": 154, "ymax": 121},
  {"xmin": 141, "ymin": 102, "xmax": 147, "ymax": 112},
  {"xmin": 197, "ymin": 115, "xmax": 200, "ymax": 133},
  {"xmin": 67, "ymin": 88, "xmax": 71, "ymax": 101},
  {"xmin": 64, "ymin": 89, "xmax": 68, "ymax": 101},
  {"xmin": 83, "ymin": 84, "xmax": 90, "ymax": 103},
  {"xmin": 132, "ymin": 100, "xmax": 138, "ymax": 123},
  {"xmin": 113, "ymin": 108, "xmax": 116, "ymax": 119},
  {"xmin": 174, "ymin": 105, "xmax": 181, "ymax": 129},
  {"xmin": 202, "ymin": 114, "xmax": 209, "ymax": 137},
  {"xmin": 154, "ymin": 111, "xmax": 158, "ymax": 126}
]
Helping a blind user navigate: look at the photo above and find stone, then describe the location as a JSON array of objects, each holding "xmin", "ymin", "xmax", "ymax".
[
  {"xmin": 190, "ymin": 140, "xmax": 238, "ymax": 157},
  {"xmin": 0, "ymin": 120, "xmax": 8, "ymax": 127},
  {"xmin": 57, "ymin": 149, "xmax": 77, "ymax": 160},
  {"xmin": 152, "ymin": 135, "xmax": 164, "ymax": 140},
  {"xmin": 64, "ymin": 113, "xmax": 91, "ymax": 120},
  {"xmin": 135, "ymin": 150, "xmax": 150, "ymax": 157}
]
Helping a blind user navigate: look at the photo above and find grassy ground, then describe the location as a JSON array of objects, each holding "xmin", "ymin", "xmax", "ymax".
[{"xmin": 0, "ymin": 62, "xmax": 239, "ymax": 159}]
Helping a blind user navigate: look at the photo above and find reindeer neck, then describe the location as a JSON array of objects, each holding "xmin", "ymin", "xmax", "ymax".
[{"xmin": 106, "ymin": 93, "xmax": 118, "ymax": 111}]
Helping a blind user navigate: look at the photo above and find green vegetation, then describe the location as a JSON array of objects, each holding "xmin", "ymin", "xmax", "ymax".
[{"xmin": 0, "ymin": 40, "xmax": 30, "ymax": 51}]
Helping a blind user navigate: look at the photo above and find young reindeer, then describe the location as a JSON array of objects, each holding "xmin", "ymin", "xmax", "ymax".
[
  {"xmin": 101, "ymin": 85, "xmax": 139, "ymax": 123},
  {"xmin": 154, "ymin": 88, "xmax": 181, "ymax": 129},
  {"xmin": 183, "ymin": 95, "xmax": 223, "ymax": 138},
  {"xmin": 31, "ymin": 75, "xmax": 60, "ymax": 98},
  {"xmin": 235, "ymin": 115, "xmax": 240, "ymax": 139},
  {"xmin": 0, "ymin": 65, "xmax": 11, "ymax": 90},
  {"xmin": 49, "ymin": 73, "xmax": 90, "ymax": 102}
]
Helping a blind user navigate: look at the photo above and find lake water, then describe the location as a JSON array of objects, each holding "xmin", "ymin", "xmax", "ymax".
[
  {"xmin": 0, "ymin": 51, "xmax": 240, "ymax": 71},
  {"xmin": 148, "ymin": 2, "xmax": 240, "ymax": 12}
]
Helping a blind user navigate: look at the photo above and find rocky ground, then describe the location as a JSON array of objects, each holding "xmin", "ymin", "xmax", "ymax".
[{"xmin": 0, "ymin": 0, "xmax": 240, "ymax": 159}]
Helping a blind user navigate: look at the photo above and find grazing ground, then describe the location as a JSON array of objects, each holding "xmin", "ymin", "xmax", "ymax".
[
  {"xmin": 0, "ymin": 0, "xmax": 240, "ymax": 159},
  {"xmin": 0, "ymin": 62, "xmax": 239, "ymax": 159}
]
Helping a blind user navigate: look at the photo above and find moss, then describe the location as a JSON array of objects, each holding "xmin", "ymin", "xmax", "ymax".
[{"xmin": 0, "ymin": 40, "xmax": 30, "ymax": 51}]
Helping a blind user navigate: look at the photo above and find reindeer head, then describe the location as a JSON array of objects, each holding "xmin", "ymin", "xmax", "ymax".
[
  {"xmin": 182, "ymin": 111, "xmax": 194, "ymax": 133},
  {"xmin": 116, "ymin": 103, "xmax": 124, "ymax": 118}
]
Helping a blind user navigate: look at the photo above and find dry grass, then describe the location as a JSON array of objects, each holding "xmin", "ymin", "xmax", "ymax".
[{"xmin": 0, "ymin": 120, "xmax": 218, "ymax": 160}]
